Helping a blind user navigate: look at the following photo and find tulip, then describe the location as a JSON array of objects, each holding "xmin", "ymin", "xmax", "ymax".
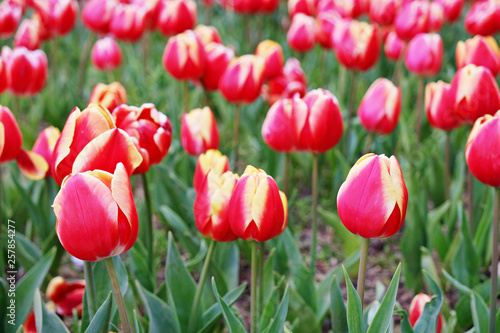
[
  {"xmin": 450, "ymin": 64, "xmax": 500, "ymax": 124},
  {"xmin": 193, "ymin": 149, "xmax": 230, "ymax": 192},
  {"xmin": 46, "ymin": 276, "xmax": 85, "ymax": 317},
  {"xmin": 112, "ymin": 103, "xmax": 172, "ymax": 174},
  {"xmin": 409, "ymin": 294, "xmax": 443, "ymax": 332},
  {"xmin": 260, "ymin": 0, "xmax": 280, "ymax": 13},
  {"xmin": 53, "ymin": 163, "xmax": 139, "ymax": 261},
  {"xmin": 194, "ymin": 170, "xmax": 239, "ymax": 242},
  {"xmin": 130, "ymin": 0, "xmax": 161, "ymax": 30},
  {"xmin": 162, "ymin": 30, "xmax": 206, "ymax": 81},
  {"xmin": 368, "ymin": 0, "xmax": 401, "ymax": 26},
  {"xmin": 157, "ymin": 0, "xmax": 197, "ymax": 36},
  {"xmin": 194, "ymin": 24, "xmax": 222, "ymax": 46},
  {"xmin": 44, "ymin": 0, "xmax": 79, "ymax": 38},
  {"xmin": 88, "ymin": 82, "xmax": 127, "ymax": 112},
  {"xmin": 464, "ymin": 0, "xmax": 500, "ymax": 36},
  {"xmin": 456, "ymin": 35, "xmax": 500, "ymax": 77},
  {"xmin": 14, "ymin": 17, "xmax": 41, "ymax": 50},
  {"xmin": 51, "ymin": 104, "xmax": 143, "ymax": 185},
  {"xmin": 315, "ymin": 10, "xmax": 341, "ymax": 49},
  {"xmin": 0, "ymin": 58, "xmax": 7, "ymax": 94},
  {"xmin": 395, "ymin": 1, "xmax": 430, "ymax": 41},
  {"xmin": 81, "ymin": 0, "xmax": 118, "ymax": 34},
  {"xmin": 435, "ymin": 0, "xmax": 463, "ymax": 23},
  {"xmin": 264, "ymin": 58, "xmax": 307, "ymax": 105},
  {"xmin": 0, "ymin": 106, "xmax": 22, "ymax": 163},
  {"xmin": 91, "ymin": 37, "xmax": 122, "ymax": 72},
  {"xmin": 337, "ymin": 153, "xmax": 408, "ymax": 239},
  {"xmin": 358, "ymin": 78, "xmax": 401, "ymax": 135},
  {"xmin": 24, "ymin": 311, "xmax": 37, "ymax": 333},
  {"xmin": 0, "ymin": 1, "xmax": 22, "ymax": 38},
  {"xmin": 428, "ymin": 2, "xmax": 444, "ymax": 32},
  {"xmin": 331, "ymin": 0, "xmax": 366, "ymax": 19},
  {"xmin": 425, "ymin": 81, "xmax": 460, "ymax": 131},
  {"xmin": 200, "ymin": 42, "xmax": 234, "ymax": 91},
  {"xmin": 405, "ymin": 33, "xmax": 443, "ymax": 77},
  {"xmin": 384, "ymin": 30, "xmax": 406, "ymax": 61},
  {"xmin": 255, "ymin": 40, "xmax": 284, "ymax": 80},
  {"xmin": 181, "ymin": 107, "xmax": 220, "ymax": 156},
  {"xmin": 2, "ymin": 46, "xmax": 48, "ymax": 96},
  {"xmin": 287, "ymin": 13, "xmax": 316, "ymax": 52},
  {"xmin": 110, "ymin": 4, "xmax": 147, "ymax": 42},
  {"xmin": 219, "ymin": 54, "xmax": 265, "ymax": 104},
  {"xmin": 288, "ymin": 0, "xmax": 315, "ymax": 18}
]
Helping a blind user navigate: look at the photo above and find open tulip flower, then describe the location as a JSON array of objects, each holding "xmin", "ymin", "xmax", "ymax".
[
  {"xmin": 157, "ymin": 0, "xmax": 197, "ymax": 36},
  {"xmin": 0, "ymin": 1, "xmax": 22, "ymax": 38},
  {"xmin": 201, "ymin": 42, "xmax": 234, "ymax": 91},
  {"xmin": 405, "ymin": 33, "xmax": 443, "ymax": 78},
  {"xmin": 88, "ymin": 82, "xmax": 127, "ymax": 112},
  {"xmin": 219, "ymin": 54, "xmax": 265, "ymax": 104},
  {"xmin": 91, "ymin": 37, "xmax": 123, "ymax": 72},
  {"xmin": 425, "ymin": 81, "xmax": 460, "ymax": 131},
  {"xmin": 162, "ymin": 30, "xmax": 206, "ymax": 81},
  {"xmin": 181, "ymin": 107, "xmax": 220, "ymax": 156},
  {"xmin": 337, "ymin": 153, "xmax": 408, "ymax": 239},
  {"xmin": 456, "ymin": 35, "xmax": 500, "ymax": 77},
  {"xmin": 464, "ymin": 0, "xmax": 500, "ymax": 36},
  {"xmin": 110, "ymin": 3, "xmax": 147, "ymax": 42},
  {"xmin": 82, "ymin": 0, "xmax": 118, "ymax": 34},
  {"xmin": 264, "ymin": 57, "xmax": 307, "ymax": 105},
  {"xmin": 0, "ymin": 106, "xmax": 22, "ymax": 164},
  {"xmin": 193, "ymin": 149, "xmax": 230, "ymax": 192},
  {"xmin": 255, "ymin": 40, "xmax": 284, "ymax": 81},
  {"xmin": 287, "ymin": 13, "xmax": 317, "ymax": 53},
  {"xmin": 53, "ymin": 163, "xmax": 139, "ymax": 261},
  {"xmin": 46, "ymin": 276, "xmax": 85, "ymax": 317},
  {"xmin": 409, "ymin": 293, "xmax": 443, "ymax": 333}
]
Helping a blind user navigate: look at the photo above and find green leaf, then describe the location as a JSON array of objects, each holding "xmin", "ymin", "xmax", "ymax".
[
  {"xmin": 367, "ymin": 263, "xmax": 401, "ymax": 333},
  {"xmin": 33, "ymin": 288, "xmax": 70, "ymax": 333},
  {"xmin": 413, "ymin": 271, "xmax": 443, "ymax": 333},
  {"xmin": 85, "ymin": 292, "xmax": 113, "ymax": 333},
  {"xmin": 261, "ymin": 248, "xmax": 276, "ymax": 306},
  {"xmin": 343, "ymin": 266, "xmax": 363, "ymax": 333},
  {"xmin": 471, "ymin": 293, "xmax": 489, "ymax": 333},
  {"xmin": 133, "ymin": 309, "xmax": 144, "ymax": 333},
  {"xmin": 395, "ymin": 310, "xmax": 415, "ymax": 333},
  {"xmin": 318, "ymin": 207, "xmax": 361, "ymax": 255},
  {"xmin": 330, "ymin": 275, "xmax": 348, "ymax": 333},
  {"xmin": 92, "ymin": 256, "xmax": 128, "ymax": 305},
  {"xmin": 211, "ymin": 278, "xmax": 247, "ymax": 333},
  {"xmin": 130, "ymin": 242, "xmax": 155, "ymax": 292},
  {"xmin": 261, "ymin": 286, "xmax": 289, "ymax": 333},
  {"xmin": 15, "ymin": 232, "xmax": 42, "ymax": 269}
]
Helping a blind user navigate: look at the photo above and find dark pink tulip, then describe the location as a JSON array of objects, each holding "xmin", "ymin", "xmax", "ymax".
[
  {"xmin": 288, "ymin": 0, "xmax": 315, "ymax": 18},
  {"xmin": 369, "ymin": 0, "xmax": 401, "ymax": 26},
  {"xmin": 0, "ymin": 1, "xmax": 22, "ymax": 38},
  {"xmin": 91, "ymin": 37, "xmax": 122, "ymax": 72},
  {"xmin": 255, "ymin": 40, "xmax": 284, "ymax": 80},
  {"xmin": 316, "ymin": 10, "xmax": 341, "ymax": 49},
  {"xmin": 287, "ymin": 13, "xmax": 317, "ymax": 52},
  {"xmin": 194, "ymin": 24, "xmax": 222, "ymax": 46},
  {"xmin": 464, "ymin": 0, "xmax": 500, "ymax": 36},
  {"xmin": 395, "ymin": 1, "xmax": 430, "ymax": 40},
  {"xmin": 110, "ymin": 4, "xmax": 147, "ymax": 42},
  {"xmin": 219, "ymin": 55, "xmax": 265, "ymax": 104},
  {"xmin": 14, "ymin": 17, "xmax": 41, "ymax": 50},
  {"xmin": 435, "ymin": 0, "xmax": 463, "ymax": 23},
  {"xmin": 82, "ymin": 0, "xmax": 118, "ymax": 34},
  {"xmin": 425, "ymin": 81, "xmax": 460, "ymax": 131},
  {"xmin": 384, "ymin": 30, "xmax": 406, "ymax": 61},
  {"xmin": 456, "ymin": 35, "xmax": 500, "ymax": 77},
  {"xmin": 157, "ymin": 0, "xmax": 197, "ymax": 36},
  {"xmin": 2, "ymin": 46, "xmax": 48, "ymax": 96},
  {"xmin": 405, "ymin": 33, "xmax": 443, "ymax": 77}
]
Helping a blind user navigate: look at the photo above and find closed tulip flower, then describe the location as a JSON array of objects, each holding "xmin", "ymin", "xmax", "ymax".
[
  {"xmin": 337, "ymin": 153, "xmax": 408, "ymax": 239},
  {"xmin": 194, "ymin": 24, "xmax": 222, "ymax": 46},
  {"xmin": 288, "ymin": 0, "xmax": 315, "ymax": 18},
  {"xmin": 163, "ymin": 30, "xmax": 206, "ymax": 81},
  {"xmin": 181, "ymin": 107, "xmax": 219, "ymax": 156},
  {"xmin": 260, "ymin": 0, "xmax": 280, "ymax": 13},
  {"xmin": 428, "ymin": 2, "xmax": 444, "ymax": 32},
  {"xmin": 384, "ymin": 30, "xmax": 406, "ymax": 61},
  {"xmin": 405, "ymin": 33, "xmax": 443, "ymax": 77},
  {"xmin": 157, "ymin": 0, "xmax": 197, "ymax": 36},
  {"xmin": 91, "ymin": 37, "xmax": 122, "ymax": 71},
  {"xmin": 23, "ymin": 311, "xmax": 37, "ymax": 333},
  {"xmin": 82, "ymin": 0, "xmax": 118, "ymax": 34},
  {"xmin": 201, "ymin": 42, "xmax": 234, "ymax": 91},
  {"xmin": 316, "ymin": 10, "xmax": 341, "ymax": 49},
  {"xmin": 194, "ymin": 170, "xmax": 239, "ymax": 241},
  {"xmin": 0, "ymin": 1, "xmax": 22, "ymax": 38},
  {"xmin": 193, "ymin": 149, "xmax": 230, "ymax": 192},
  {"xmin": 46, "ymin": 276, "xmax": 85, "ymax": 317},
  {"xmin": 53, "ymin": 163, "xmax": 139, "ymax": 261},
  {"xmin": 368, "ymin": 0, "xmax": 401, "ymax": 26},
  {"xmin": 88, "ymin": 82, "xmax": 127, "ymax": 112},
  {"xmin": 450, "ymin": 64, "xmax": 500, "ymax": 124},
  {"xmin": 2, "ymin": 46, "xmax": 48, "ymax": 96},
  {"xmin": 456, "ymin": 35, "xmax": 500, "ymax": 77},
  {"xmin": 425, "ymin": 81, "xmax": 460, "ymax": 131},
  {"xmin": 44, "ymin": 0, "xmax": 79, "ymax": 38},
  {"xmin": 464, "ymin": 0, "xmax": 500, "ymax": 36},
  {"xmin": 219, "ymin": 55, "xmax": 265, "ymax": 104},
  {"xmin": 228, "ymin": 166, "xmax": 288, "ymax": 242},
  {"xmin": 110, "ymin": 4, "xmax": 147, "ymax": 42},
  {"xmin": 358, "ymin": 78, "xmax": 401, "ymax": 135},
  {"xmin": 255, "ymin": 40, "xmax": 284, "ymax": 80},
  {"xmin": 287, "ymin": 13, "xmax": 316, "ymax": 52},
  {"xmin": 14, "ymin": 17, "xmax": 41, "ymax": 50},
  {"xmin": 0, "ymin": 106, "xmax": 22, "ymax": 163},
  {"xmin": 0, "ymin": 58, "xmax": 7, "ymax": 94},
  {"xmin": 435, "ymin": 0, "xmax": 463, "ymax": 23},
  {"xmin": 265, "ymin": 58, "xmax": 307, "ymax": 105},
  {"xmin": 112, "ymin": 103, "xmax": 172, "ymax": 174},
  {"xmin": 395, "ymin": 1, "xmax": 430, "ymax": 40},
  {"xmin": 409, "ymin": 294, "xmax": 443, "ymax": 332}
]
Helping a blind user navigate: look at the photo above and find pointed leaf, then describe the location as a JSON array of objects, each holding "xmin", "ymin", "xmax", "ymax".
[
  {"xmin": 395, "ymin": 310, "xmax": 415, "ymax": 333},
  {"xmin": 262, "ymin": 287, "xmax": 289, "ymax": 333},
  {"xmin": 330, "ymin": 274, "xmax": 348, "ymax": 333},
  {"xmin": 85, "ymin": 292, "xmax": 112, "ymax": 333},
  {"xmin": 471, "ymin": 293, "xmax": 489, "ymax": 333},
  {"xmin": 413, "ymin": 271, "xmax": 443, "ymax": 333},
  {"xmin": 211, "ymin": 278, "xmax": 247, "ymax": 333},
  {"xmin": 343, "ymin": 266, "xmax": 363, "ymax": 333},
  {"xmin": 33, "ymin": 288, "xmax": 70, "ymax": 333}
]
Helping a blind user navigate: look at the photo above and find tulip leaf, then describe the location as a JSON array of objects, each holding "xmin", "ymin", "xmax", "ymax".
[
  {"xmin": 413, "ymin": 271, "xmax": 443, "ymax": 333},
  {"xmin": 211, "ymin": 278, "xmax": 248, "ymax": 333},
  {"xmin": 318, "ymin": 207, "xmax": 361, "ymax": 255},
  {"xmin": 471, "ymin": 293, "xmax": 489, "ymax": 333},
  {"xmin": 330, "ymin": 275, "xmax": 348, "ymax": 333},
  {"xmin": 133, "ymin": 309, "xmax": 144, "ymax": 333},
  {"xmin": 261, "ymin": 286, "xmax": 289, "ymax": 333},
  {"xmin": 15, "ymin": 232, "xmax": 42, "ymax": 270},
  {"xmin": 261, "ymin": 248, "xmax": 277, "ymax": 306},
  {"xmin": 342, "ymin": 266, "xmax": 363, "ymax": 333},
  {"xmin": 259, "ymin": 276, "xmax": 285, "ymax": 329},
  {"xmin": 92, "ymin": 256, "xmax": 128, "ymax": 306},
  {"xmin": 33, "ymin": 288, "xmax": 70, "ymax": 333},
  {"xmin": 130, "ymin": 242, "xmax": 155, "ymax": 292},
  {"xmin": 85, "ymin": 292, "xmax": 112, "ymax": 333},
  {"xmin": 395, "ymin": 310, "xmax": 415, "ymax": 333}
]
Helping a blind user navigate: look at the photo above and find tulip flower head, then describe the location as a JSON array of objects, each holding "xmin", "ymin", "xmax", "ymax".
[
  {"xmin": 0, "ymin": 106, "xmax": 22, "ymax": 163},
  {"xmin": 287, "ymin": 0, "xmax": 315, "ymax": 18},
  {"xmin": 264, "ymin": 58, "xmax": 307, "ymax": 105},
  {"xmin": 82, "ymin": 0, "xmax": 118, "ymax": 34},
  {"xmin": 14, "ymin": 17, "xmax": 42, "ymax": 50},
  {"xmin": 405, "ymin": 33, "xmax": 443, "ymax": 77},
  {"xmin": 435, "ymin": 0, "xmax": 463, "ymax": 23},
  {"xmin": 384, "ymin": 30, "xmax": 406, "ymax": 61},
  {"xmin": 456, "ymin": 35, "xmax": 500, "ymax": 77},
  {"xmin": 91, "ymin": 37, "xmax": 123, "ymax": 71},
  {"xmin": 0, "ymin": 1, "xmax": 22, "ymax": 38},
  {"xmin": 219, "ymin": 55, "xmax": 265, "ymax": 104},
  {"xmin": 157, "ymin": 0, "xmax": 197, "ymax": 36},
  {"xmin": 394, "ymin": 1, "xmax": 430, "ymax": 41},
  {"xmin": 201, "ymin": 42, "xmax": 234, "ymax": 91},
  {"xmin": 316, "ymin": 10, "xmax": 341, "ymax": 49},
  {"xmin": 368, "ymin": 0, "xmax": 401, "ymax": 26},
  {"xmin": 464, "ymin": 1, "xmax": 500, "ymax": 36},
  {"xmin": 162, "ymin": 30, "xmax": 206, "ymax": 81},
  {"xmin": 53, "ymin": 163, "xmax": 139, "ymax": 261},
  {"xmin": 425, "ymin": 81, "xmax": 460, "ymax": 131},
  {"xmin": 46, "ymin": 276, "xmax": 85, "ymax": 317},
  {"xmin": 255, "ymin": 40, "xmax": 284, "ymax": 80},
  {"xmin": 193, "ymin": 149, "xmax": 230, "ymax": 192},
  {"xmin": 287, "ymin": 13, "xmax": 317, "ymax": 52},
  {"xmin": 42, "ymin": 0, "xmax": 79, "ymax": 38},
  {"xmin": 194, "ymin": 24, "xmax": 222, "ymax": 46},
  {"xmin": 409, "ymin": 294, "xmax": 443, "ymax": 333},
  {"xmin": 337, "ymin": 154, "xmax": 408, "ymax": 239},
  {"xmin": 181, "ymin": 107, "xmax": 220, "ymax": 156},
  {"xmin": 88, "ymin": 82, "xmax": 127, "ymax": 112},
  {"xmin": 23, "ymin": 311, "xmax": 37, "ymax": 333},
  {"xmin": 110, "ymin": 3, "xmax": 147, "ymax": 42}
]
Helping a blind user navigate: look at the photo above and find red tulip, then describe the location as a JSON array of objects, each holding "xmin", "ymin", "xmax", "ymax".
[
  {"xmin": 32, "ymin": 0, "xmax": 79, "ymax": 39},
  {"xmin": 23, "ymin": 311, "xmax": 37, "ymax": 333},
  {"xmin": 81, "ymin": 0, "xmax": 118, "ymax": 34},
  {"xmin": 435, "ymin": 0, "xmax": 463, "ymax": 22},
  {"xmin": 181, "ymin": 107, "xmax": 219, "ymax": 156},
  {"xmin": 0, "ymin": 1, "xmax": 22, "ymax": 38},
  {"xmin": 219, "ymin": 0, "xmax": 259, "ymax": 14},
  {"xmin": 409, "ymin": 294, "xmax": 443, "ymax": 333},
  {"xmin": 194, "ymin": 170, "xmax": 239, "ymax": 242},
  {"xmin": 358, "ymin": 78, "xmax": 401, "ymax": 135},
  {"xmin": 368, "ymin": 0, "xmax": 401, "ymax": 26},
  {"xmin": 201, "ymin": 42, "xmax": 234, "ymax": 91},
  {"xmin": 46, "ymin": 276, "xmax": 85, "ymax": 317},
  {"xmin": 464, "ymin": 0, "xmax": 500, "ymax": 36},
  {"xmin": 456, "ymin": 35, "xmax": 500, "ymax": 77},
  {"xmin": 53, "ymin": 163, "xmax": 139, "ymax": 261},
  {"xmin": 255, "ymin": 40, "xmax": 284, "ymax": 80},
  {"xmin": 395, "ymin": 1, "xmax": 430, "ymax": 40},
  {"xmin": 450, "ymin": 64, "xmax": 500, "ymax": 124},
  {"xmin": 404, "ymin": 33, "xmax": 443, "ymax": 77},
  {"xmin": 228, "ymin": 165, "xmax": 287, "ymax": 242},
  {"xmin": 0, "ymin": 106, "xmax": 22, "ymax": 163},
  {"xmin": 384, "ymin": 30, "xmax": 406, "ymax": 61},
  {"xmin": 425, "ymin": 81, "xmax": 460, "ymax": 131},
  {"xmin": 91, "ymin": 37, "xmax": 122, "ymax": 71},
  {"xmin": 2, "ymin": 46, "xmax": 48, "ymax": 96},
  {"xmin": 14, "ymin": 17, "xmax": 41, "ymax": 50},
  {"xmin": 88, "ymin": 82, "xmax": 127, "ymax": 112},
  {"xmin": 112, "ymin": 103, "xmax": 172, "ymax": 174},
  {"xmin": 110, "ymin": 3, "xmax": 147, "ymax": 42},
  {"xmin": 428, "ymin": 2, "xmax": 444, "ymax": 32},
  {"xmin": 157, "ymin": 0, "xmax": 197, "ymax": 36},
  {"xmin": 288, "ymin": 0, "xmax": 315, "ymax": 18},
  {"xmin": 0, "ymin": 58, "xmax": 7, "ymax": 94},
  {"xmin": 337, "ymin": 153, "xmax": 408, "ymax": 239},
  {"xmin": 219, "ymin": 55, "xmax": 265, "ymax": 104},
  {"xmin": 194, "ymin": 24, "xmax": 222, "ymax": 46},
  {"xmin": 264, "ymin": 58, "xmax": 307, "ymax": 105},
  {"xmin": 287, "ymin": 13, "xmax": 316, "ymax": 52},
  {"xmin": 193, "ymin": 149, "xmax": 230, "ymax": 192},
  {"xmin": 163, "ymin": 30, "xmax": 206, "ymax": 81},
  {"xmin": 324, "ymin": 0, "xmax": 365, "ymax": 19},
  {"xmin": 260, "ymin": 0, "xmax": 280, "ymax": 13},
  {"xmin": 315, "ymin": 10, "xmax": 341, "ymax": 49}
]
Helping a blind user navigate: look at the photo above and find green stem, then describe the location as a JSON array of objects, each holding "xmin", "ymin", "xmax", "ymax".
[
  {"xmin": 0, "ymin": 165, "xmax": 3, "ymax": 275},
  {"xmin": 184, "ymin": 81, "xmax": 189, "ymax": 113},
  {"xmin": 257, "ymin": 242, "xmax": 265, "ymax": 318},
  {"xmin": 344, "ymin": 71, "xmax": 358, "ymax": 155},
  {"xmin": 283, "ymin": 153, "xmax": 290, "ymax": 195},
  {"xmin": 338, "ymin": 66, "xmax": 346, "ymax": 104},
  {"xmin": 416, "ymin": 77, "xmax": 424, "ymax": 144},
  {"xmin": 105, "ymin": 257, "xmax": 133, "ymax": 333},
  {"xmin": 392, "ymin": 43, "xmax": 407, "ymax": 87},
  {"xmin": 83, "ymin": 261, "xmax": 97, "ymax": 320},
  {"xmin": 77, "ymin": 34, "xmax": 95, "ymax": 99},
  {"xmin": 203, "ymin": 89, "xmax": 209, "ymax": 107},
  {"xmin": 364, "ymin": 133, "xmax": 374, "ymax": 155},
  {"xmin": 467, "ymin": 167, "xmax": 474, "ymax": 233},
  {"xmin": 251, "ymin": 241, "xmax": 258, "ymax": 333},
  {"xmin": 490, "ymin": 188, "xmax": 500, "ymax": 333},
  {"xmin": 142, "ymin": 32, "xmax": 151, "ymax": 83},
  {"xmin": 188, "ymin": 240, "xmax": 217, "ymax": 333},
  {"xmin": 141, "ymin": 173, "xmax": 153, "ymax": 273},
  {"xmin": 233, "ymin": 104, "xmax": 241, "ymax": 168},
  {"xmin": 310, "ymin": 154, "xmax": 319, "ymax": 275},
  {"xmin": 444, "ymin": 132, "xmax": 451, "ymax": 201},
  {"xmin": 357, "ymin": 238, "xmax": 369, "ymax": 308}
]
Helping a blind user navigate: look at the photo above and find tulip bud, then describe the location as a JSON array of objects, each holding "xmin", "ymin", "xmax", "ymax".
[
  {"xmin": 46, "ymin": 276, "xmax": 85, "ymax": 317},
  {"xmin": 91, "ymin": 37, "xmax": 122, "ymax": 72},
  {"xmin": 316, "ymin": 10, "xmax": 341, "ymax": 49},
  {"xmin": 181, "ymin": 107, "xmax": 220, "ymax": 156},
  {"xmin": 0, "ymin": 1, "xmax": 22, "ymax": 38},
  {"xmin": 287, "ymin": 13, "xmax": 316, "ymax": 52},
  {"xmin": 409, "ymin": 294, "xmax": 443, "ymax": 333},
  {"xmin": 425, "ymin": 81, "xmax": 460, "ymax": 131},
  {"xmin": 219, "ymin": 54, "xmax": 265, "ymax": 104},
  {"xmin": 46, "ymin": 0, "xmax": 79, "ymax": 37},
  {"xmin": 384, "ymin": 30, "xmax": 406, "ymax": 61},
  {"xmin": 368, "ymin": 0, "xmax": 401, "ymax": 26},
  {"xmin": 255, "ymin": 40, "xmax": 284, "ymax": 80},
  {"xmin": 405, "ymin": 33, "xmax": 443, "ymax": 77},
  {"xmin": 2, "ymin": 46, "xmax": 48, "ymax": 96},
  {"xmin": 265, "ymin": 58, "xmax": 307, "ymax": 105},
  {"xmin": 194, "ymin": 24, "xmax": 222, "ymax": 46},
  {"xmin": 53, "ymin": 163, "xmax": 139, "ymax": 261},
  {"xmin": 194, "ymin": 149, "xmax": 230, "ymax": 192},
  {"xmin": 395, "ymin": 1, "xmax": 430, "ymax": 41},
  {"xmin": 0, "ymin": 106, "xmax": 22, "ymax": 163},
  {"xmin": 358, "ymin": 78, "xmax": 401, "ymax": 135},
  {"xmin": 337, "ymin": 153, "xmax": 408, "ymax": 239},
  {"xmin": 194, "ymin": 170, "xmax": 239, "ymax": 242},
  {"xmin": 23, "ymin": 311, "xmax": 37, "ymax": 333},
  {"xmin": 14, "ymin": 17, "xmax": 41, "ymax": 50},
  {"xmin": 456, "ymin": 35, "xmax": 500, "ymax": 77},
  {"xmin": 288, "ymin": 0, "xmax": 315, "ymax": 18},
  {"xmin": 428, "ymin": 2, "xmax": 444, "ymax": 32},
  {"xmin": 201, "ymin": 42, "xmax": 234, "ymax": 91},
  {"xmin": 110, "ymin": 4, "xmax": 147, "ymax": 42},
  {"xmin": 163, "ymin": 30, "xmax": 206, "ymax": 81},
  {"xmin": 82, "ymin": 0, "xmax": 118, "ymax": 34},
  {"xmin": 435, "ymin": 0, "xmax": 463, "ymax": 23},
  {"xmin": 157, "ymin": 0, "xmax": 197, "ymax": 36},
  {"xmin": 88, "ymin": 82, "xmax": 127, "ymax": 112},
  {"xmin": 228, "ymin": 165, "xmax": 287, "ymax": 242},
  {"xmin": 450, "ymin": 64, "xmax": 500, "ymax": 124},
  {"xmin": 464, "ymin": 1, "xmax": 500, "ymax": 36}
]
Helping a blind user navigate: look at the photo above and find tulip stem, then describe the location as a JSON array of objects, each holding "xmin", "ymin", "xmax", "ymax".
[
  {"xmin": 105, "ymin": 257, "xmax": 133, "ymax": 333},
  {"xmin": 392, "ymin": 44, "xmax": 408, "ymax": 87},
  {"xmin": 188, "ymin": 240, "xmax": 217, "ymax": 333},
  {"xmin": 467, "ymin": 167, "xmax": 474, "ymax": 233},
  {"xmin": 233, "ymin": 104, "xmax": 241, "ymax": 168},
  {"xmin": 364, "ymin": 134, "xmax": 374, "ymax": 155},
  {"xmin": 283, "ymin": 153, "xmax": 290, "ymax": 195},
  {"xmin": 183, "ymin": 81, "xmax": 189, "ymax": 114},
  {"xmin": 257, "ymin": 242, "xmax": 265, "ymax": 318},
  {"xmin": 338, "ymin": 66, "xmax": 346, "ymax": 103},
  {"xmin": 344, "ymin": 71, "xmax": 358, "ymax": 156},
  {"xmin": 357, "ymin": 238, "xmax": 369, "ymax": 308},
  {"xmin": 142, "ymin": 32, "xmax": 151, "ymax": 82},
  {"xmin": 83, "ymin": 261, "xmax": 97, "ymax": 320},
  {"xmin": 416, "ymin": 77, "xmax": 424, "ymax": 144},
  {"xmin": 310, "ymin": 154, "xmax": 319, "ymax": 276},
  {"xmin": 490, "ymin": 187, "xmax": 500, "ymax": 333},
  {"xmin": 141, "ymin": 173, "xmax": 154, "ymax": 273},
  {"xmin": 77, "ymin": 33, "xmax": 96, "ymax": 99},
  {"xmin": 203, "ymin": 89, "xmax": 210, "ymax": 107},
  {"xmin": 251, "ymin": 241, "xmax": 258, "ymax": 333},
  {"xmin": 445, "ymin": 132, "xmax": 451, "ymax": 201}
]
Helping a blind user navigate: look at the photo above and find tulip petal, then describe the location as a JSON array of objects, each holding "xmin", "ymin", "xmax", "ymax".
[
  {"xmin": 16, "ymin": 149, "xmax": 49, "ymax": 180},
  {"xmin": 229, "ymin": 174, "xmax": 256, "ymax": 239}
]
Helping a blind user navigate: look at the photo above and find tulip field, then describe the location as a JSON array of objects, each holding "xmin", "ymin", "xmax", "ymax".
[{"xmin": 4, "ymin": 0, "xmax": 500, "ymax": 332}]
